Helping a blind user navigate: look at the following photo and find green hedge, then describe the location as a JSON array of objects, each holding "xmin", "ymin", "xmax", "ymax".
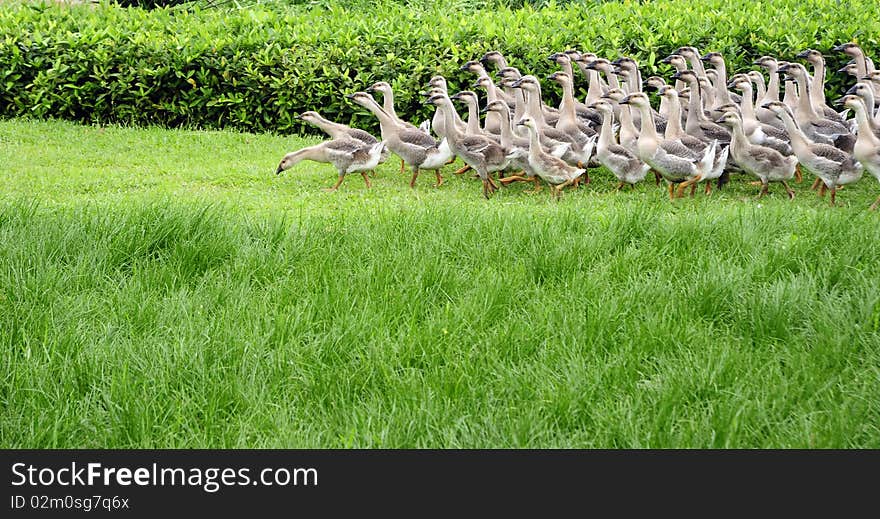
[{"xmin": 0, "ymin": 0, "xmax": 877, "ymax": 136}]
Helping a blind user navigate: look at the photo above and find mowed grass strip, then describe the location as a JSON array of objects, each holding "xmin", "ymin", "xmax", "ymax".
[{"xmin": 1, "ymin": 119, "xmax": 879, "ymax": 448}]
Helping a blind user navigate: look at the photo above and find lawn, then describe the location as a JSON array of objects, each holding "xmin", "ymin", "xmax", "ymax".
[{"xmin": 1, "ymin": 118, "xmax": 879, "ymax": 448}]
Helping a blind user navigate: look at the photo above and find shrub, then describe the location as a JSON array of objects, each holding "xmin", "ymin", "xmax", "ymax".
[{"xmin": 0, "ymin": 0, "xmax": 877, "ymax": 136}]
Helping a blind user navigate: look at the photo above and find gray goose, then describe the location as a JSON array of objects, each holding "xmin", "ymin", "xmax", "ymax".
[
  {"xmin": 621, "ymin": 92, "xmax": 718, "ymax": 200},
  {"xmin": 275, "ymin": 138, "xmax": 385, "ymax": 192},
  {"xmin": 715, "ymin": 111, "xmax": 798, "ymax": 199},
  {"xmin": 778, "ymin": 62, "xmax": 853, "ymax": 151},
  {"xmin": 590, "ymin": 99, "xmax": 651, "ymax": 189},
  {"xmin": 795, "ymin": 49, "xmax": 846, "ymax": 123},
  {"xmin": 840, "ymin": 94, "xmax": 880, "ymax": 210},
  {"xmin": 515, "ymin": 116, "xmax": 587, "ymax": 199},
  {"xmin": 763, "ymin": 101, "xmax": 863, "ymax": 205},
  {"xmin": 426, "ymin": 93, "xmax": 508, "ymax": 199},
  {"xmin": 295, "ymin": 110, "xmax": 388, "ymax": 165},
  {"xmin": 726, "ymin": 75, "xmax": 793, "ymax": 156},
  {"xmin": 347, "ymin": 92, "xmax": 452, "ymax": 189}
]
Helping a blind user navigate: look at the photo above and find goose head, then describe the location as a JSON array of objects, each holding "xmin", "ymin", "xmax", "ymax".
[
  {"xmin": 643, "ymin": 76, "xmax": 667, "ymax": 91},
  {"xmin": 715, "ymin": 103, "xmax": 741, "ymax": 115},
  {"xmin": 461, "ymin": 60, "xmax": 485, "ymax": 75},
  {"xmin": 548, "ymin": 71, "xmax": 573, "ymax": 87},
  {"xmin": 619, "ymin": 92, "xmax": 651, "ymax": 109},
  {"xmin": 746, "ymin": 70, "xmax": 766, "ymax": 85},
  {"xmin": 863, "ymin": 71, "xmax": 880, "ymax": 85},
  {"xmin": 601, "ymin": 88, "xmax": 626, "ymax": 103},
  {"xmin": 714, "ymin": 110, "xmax": 743, "ymax": 128},
  {"xmin": 427, "ymin": 76, "xmax": 448, "ymax": 90},
  {"xmin": 778, "ymin": 61, "xmax": 807, "ymax": 80},
  {"xmin": 365, "ymin": 81, "xmax": 391, "ymax": 95},
  {"xmin": 472, "ymin": 75, "xmax": 494, "ymax": 91},
  {"xmin": 482, "ymin": 100, "xmax": 509, "ymax": 115},
  {"xmin": 674, "ymin": 46, "xmax": 701, "ymax": 60},
  {"xmin": 795, "ymin": 48, "xmax": 824, "ymax": 65},
  {"xmin": 700, "ymin": 51, "xmax": 725, "ymax": 67},
  {"xmin": 832, "ymin": 43, "xmax": 861, "ymax": 57},
  {"xmin": 295, "ymin": 111, "xmax": 321, "ymax": 123},
  {"xmin": 612, "ymin": 56, "xmax": 638, "ymax": 72},
  {"xmin": 846, "ymin": 82, "xmax": 873, "ymax": 98},
  {"xmin": 584, "ymin": 58, "xmax": 613, "ymax": 73},
  {"xmin": 726, "ymin": 73, "xmax": 750, "ymax": 91},
  {"xmin": 480, "ymin": 51, "xmax": 506, "ymax": 66},
  {"xmin": 509, "ymin": 75, "xmax": 542, "ymax": 94},
  {"xmin": 837, "ymin": 63, "xmax": 859, "ymax": 76},
  {"xmin": 660, "ymin": 54, "xmax": 687, "ymax": 70},
  {"xmin": 276, "ymin": 152, "xmax": 298, "ymax": 175},
  {"xmin": 498, "ymin": 67, "xmax": 522, "ymax": 81},
  {"xmin": 587, "ymin": 99, "xmax": 614, "ymax": 119},
  {"xmin": 671, "ymin": 69, "xmax": 699, "ymax": 86},
  {"xmin": 753, "ymin": 56, "xmax": 778, "ymax": 71},
  {"xmin": 548, "ymin": 52, "xmax": 572, "ymax": 66},
  {"xmin": 761, "ymin": 100, "xmax": 794, "ymax": 119},
  {"xmin": 450, "ymin": 90, "xmax": 480, "ymax": 107},
  {"xmin": 837, "ymin": 94, "xmax": 866, "ymax": 112},
  {"xmin": 515, "ymin": 115, "xmax": 538, "ymax": 131},
  {"xmin": 424, "ymin": 93, "xmax": 448, "ymax": 108}
]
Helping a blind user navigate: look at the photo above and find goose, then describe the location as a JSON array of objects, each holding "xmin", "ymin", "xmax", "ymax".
[
  {"xmin": 754, "ymin": 56, "xmax": 782, "ymax": 103},
  {"xmin": 726, "ymin": 74, "xmax": 793, "ymax": 156},
  {"xmin": 778, "ymin": 62, "xmax": 853, "ymax": 149},
  {"xmin": 601, "ymin": 88, "xmax": 640, "ymax": 154},
  {"xmin": 548, "ymin": 55, "xmax": 602, "ymax": 127},
  {"xmin": 833, "ymin": 43, "xmax": 879, "ymax": 97},
  {"xmin": 612, "ymin": 57, "xmax": 644, "ymax": 97},
  {"xmin": 366, "ymin": 82, "xmax": 424, "ymax": 133},
  {"xmin": 515, "ymin": 116, "xmax": 587, "ymax": 199},
  {"xmin": 484, "ymin": 99, "xmax": 545, "ymax": 193},
  {"xmin": 451, "ymin": 90, "xmax": 491, "ymax": 138},
  {"xmin": 295, "ymin": 111, "xmax": 388, "ymax": 164},
  {"xmin": 845, "ymin": 82, "xmax": 880, "ymax": 134},
  {"xmin": 674, "ymin": 47, "xmax": 709, "ymax": 79},
  {"xmin": 660, "ymin": 54, "xmax": 688, "ymax": 91},
  {"xmin": 547, "ymin": 71, "xmax": 598, "ymax": 140},
  {"xmin": 585, "ymin": 58, "xmax": 622, "ymax": 92},
  {"xmin": 471, "ymin": 75, "xmax": 506, "ymax": 135},
  {"xmin": 715, "ymin": 111, "xmax": 798, "ymax": 199},
  {"xmin": 510, "ymin": 75, "xmax": 593, "ymax": 171},
  {"xmin": 425, "ymin": 76, "xmax": 467, "ymax": 140},
  {"xmin": 700, "ymin": 52, "xmax": 741, "ymax": 108},
  {"xmin": 620, "ymin": 92, "xmax": 718, "ymax": 200},
  {"xmin": 275, "ymin": 138, "xmax": 385, "ymax": 192},
  {"xmin": 615, "ymin": 67, "xmax": 667, "ymax": 132},
  {"xmin": 795, "ymin": 48, "xmax": 845, "ymax": 122},
  {"xmin": 745, "ymin": 70, "xmax": 785, "ymax": 130},
  {"xmin": 347, "ymin": 92, "xmax": 452, "ymax": 189},
  {"xmin": 590, "ymin": 99, "xmax": 651, "ymax": 189},
  {"xmin": 425, "ymin": 93, "xmax": 508, "ymax": 199},
  {"xmin": 568, "ymin": 51, "xmax": 607, "ymax": 104},
  {"xmin": 763, "ymin": 101, "xmax": 863, "ymax": 205},
  {"xmin": 782, "ymin": 75, "xmax": 800, "ymax": 110},
  {"xmin": 837, "ymin": 62, "xmax": 861, "ymax": 79},
  {"xmin": 645, "ymin": 76, "xmax": 672, "ymax": 117},
  {"xmin": 840, "ymin": 95, "xmax": 880, "ymax": 210},
  {"xmin": 479, "ymin": 51, "xmax": 518, "ymax": 105},
  {"xmin": 673, "ymin": 71, "xmax": 731, "ymax": 144}
]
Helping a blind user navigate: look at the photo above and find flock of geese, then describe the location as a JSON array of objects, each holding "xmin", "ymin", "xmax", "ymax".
[{"xmin": 275, "ymin": 43, "xmax": 880, "ymax": 208}]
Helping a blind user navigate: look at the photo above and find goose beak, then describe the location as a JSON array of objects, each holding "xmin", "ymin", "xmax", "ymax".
[
  {"xmin": 831, "ymin": 44, "xmax": 848, "ymax": 52},
  {"xmin": 795, "ymin": 50, "xmax": 811, "ymax": 59},
  {"xmin": 699, "ymin": 55, "xmax": 711, "ymax": 62},
  {"xmin": 548, "ymin": 53, "xmax": 561, "ymax": 61},
  {"xmin": 845, "ymin": 85, "xmax": 859, "ymax": 95},
  {"xmin": 275, "ymin": 165, "xmax": 283, "ymax": 175},
  {"xmin": 619, "ymin": 95, "xmax": 633, "ymax": 105},
  {"xmin": 293, "ymin": 114, "xmax": 303, "ymax": 120},
  {"xmin": 671, "ymin": 71, "xmax": 683, "ymax": 80},
  {"xmin": 837, "ymin": 66, "xmax": 851, "ymax": 74},
  {"xmin": 509, "ymin": 79, "xmax": 524, "ymax": 88},
  {"xmin": 660, "ymin": 55, "xmax": 674, "ymax": 64},
  {"xmin": 832, "ymin": 97, "xmax": 845, "ymax": 106}
]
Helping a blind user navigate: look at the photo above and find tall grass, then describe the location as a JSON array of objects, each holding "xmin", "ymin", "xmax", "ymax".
[{"xmin": 1, "ymin": 119, "xmax": 879, "ymax": 447}]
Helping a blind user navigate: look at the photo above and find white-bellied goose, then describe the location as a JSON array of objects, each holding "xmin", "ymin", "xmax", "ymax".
[
  {"xmin": 763, "ymin": 101, "xmax": 863, "ymax": 205},
  {"xmin": 275, "ymin": 138, "xmax": 385, "ymax": 191},
  {"xmin": 840, "ymin": 94, "xmax": 880, "ymax": 210},
  {"xmin": 621, "ymin": 92, "xmax": 718, "ymax": 200},
  {"xmin": 296, "ymin": 111, "xmax": 388, "ymax": 165},
  {"xmin": 515, "ymin": 116, "xmax": 587, "ymax": 198},
  {"xmin": 426, "ymin": 93, "xmax": 508, "ymax": 198},
  {"xmin": 715, "ymin": 111, "xmax": 798, "ymax": 198},
  {"xmin": 590, "ymin": 99, "xmax": 651, "ymax": 189},
  {"xmin": 348, "ymin": 92, "xmax": 452, "ymax": 189}
]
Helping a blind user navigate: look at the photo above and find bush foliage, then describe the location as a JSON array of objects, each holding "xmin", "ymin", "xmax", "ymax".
[{"xmin": 0, "ymin": 0, "xmax": 877, "ymax": 135}]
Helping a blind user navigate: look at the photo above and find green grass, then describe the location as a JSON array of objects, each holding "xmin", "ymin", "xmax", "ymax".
[{"xmin": 1, "ymin": 118, "xmax": 879, "ymax": 448}]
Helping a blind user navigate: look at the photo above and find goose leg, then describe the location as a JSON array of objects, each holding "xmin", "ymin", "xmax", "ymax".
[
  {"xmin": 487, "ymin": 176, "xmax": 500, "ymax": 192},
  {"xmin": 870, "ymin": 195, "xmax": 880, "ymax": 211},
  {"xmin": 361, "ymin": 171, "xmax": 372, "ymax": 189},
  {"xmin": 615, "ymin": 181, "xmax": 625, "ymax": 192},
  {"xmin": 757, "ymin": 181, "xmax": 769, "ymax": 199},
  {"xmin": 399, "ymin": 158, "xmax": 406, "ymax": 174},
  {"xmin": 795, "ymin": 164, "xmax": 803, "ymax": 183},
  {"xmin": 455, "ymin": 165, "xmax": 472, "ymax": 175},
  {"xmin": 323, "ymin": 175, "xmax": 345, "ymax": 192},
  {"xmin": 481, "ymin": 179, "xmax": 492, "ymax": 199},
  {"xmin": 434, "ymin": 171, "xmax": 444, "ymax": 188},
  {"xmin": 704, "ymin": 181, "xmax": 712, "ymax": 196},
  {"xmin": 653, "ymin": 169, "xmax": 662, "ymax": 185},
  {"xmin": 676, "ymin": 176, "xmax": 701, "ymax": 198},
  {"xmin": 689, "ymin": 182, "xmax": 697, "ymax": 198},
  {"xmin": 810, "ymin": 177, "xmax": 822, "ymax": 191},
  {"xmin": 668, "ymin": 182, "xmax": 675, "ymax": 201},
  {"xmin": 830, "ymin": 186, "xmax": 837, "ymax": 206},
  {"xmin": 499, "ymin": 175, "xmax": 530, "ymax": 185},
  {"xmin": 818, "ymin": 182, "xmax": 827, "ymax": 197},
  {"xmin": 781, "ymin": 180, "xmax": 795, "ymax": 200},
  {"xmin": 409, "ymin": 167, "xmax": 420, "ymax": 189},
  {"xmin": 444, "ymin": 157, "xmax": 456, "ymax": 165}
]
